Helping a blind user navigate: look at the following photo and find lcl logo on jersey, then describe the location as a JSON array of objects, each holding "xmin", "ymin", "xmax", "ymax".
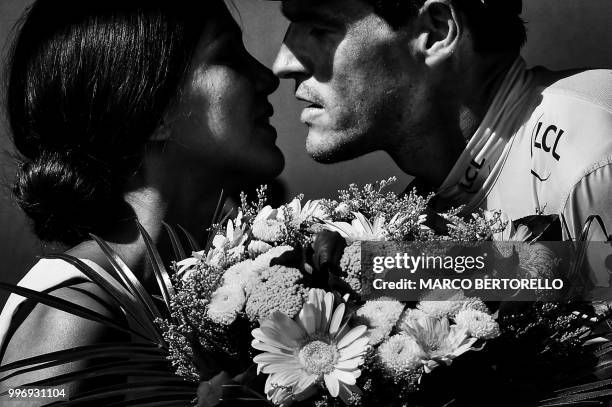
[
  {"xmin": 459, "ymin": 157, "xmax": 486, "ymax": 192},
  {"xmin": 530, "ymin": 120, "xmax": 564, "ymax": 182},
  {"xmin": 531, "ymin": 121, "xmax": 564, "ymax": 161}
]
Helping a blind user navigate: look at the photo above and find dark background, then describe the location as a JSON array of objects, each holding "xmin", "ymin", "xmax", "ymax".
[{"xmin": 1, "ymin": 0, "xmax": 612, "ymax": 306}]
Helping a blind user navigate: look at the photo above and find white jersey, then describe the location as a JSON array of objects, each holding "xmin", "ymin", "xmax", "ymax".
[
  {"xmin": 433, "ymin": 58, "xmax": 612, "ymax": 287},
  {"xmin": 486, "ymin": 67, "xmax": 612, "ymax": 240}
]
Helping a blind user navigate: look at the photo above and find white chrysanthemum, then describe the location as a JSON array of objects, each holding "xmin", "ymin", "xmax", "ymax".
[
  {"xmin": 377, "ymin": 334, "xmax": 425, "ymax": 377},
  {"xmin": 417, "ymin": 290, "xmax": 488, "ymax": 319},
  {"xmin": 252, "ymin": 206, "xmax": 287, "ymax": 243},
  {"xmin": 323, "ymin": 212, "xmax": 387, "ymax": 242},
  {"xmin": 396, "ymin": 308, "xmax": 428, "ymax": 333},
  {"xmin": 365, "ymin": 326, "xmax": 392, "ymax": 346},
  {"xmin": 252, "ymin": 289, "xmax": 368, "ymax": 404},
  {"xmin": 248, "ymin": 240, "xmax": 273, "ymax": 257},
  {"xmin": 250, "ymin": 245, "xmax": 294, "ymax": 274},
  {"xmin": 356, "ymin": 298, "xmax": 405, "ymax": 328},
  {"xmin": 403, "ymin": 317, "xmax": 478, "ymax": 373},
  {"xmin": 355, "ymin": 298, "xmax": 404, "ymax": 345},
  {"xmin": 455, "ymin": 309, "xmax": 500, "ymax": 340},
  {"xmin": 207, "ymin": 285, "xmax": 246, "ymax": 325},
  {"xmin": 222, "ymin": 259, "xmax": 257, "ymax": 290}
]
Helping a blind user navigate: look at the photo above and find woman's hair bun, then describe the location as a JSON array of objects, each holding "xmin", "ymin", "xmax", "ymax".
[{"xmin": 13, "ymin": 150, "xmax": 119, "ymax": 246}]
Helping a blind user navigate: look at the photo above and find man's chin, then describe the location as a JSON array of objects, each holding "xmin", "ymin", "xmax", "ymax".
[{"xmin": 306, "ymin": 135, "xmax": 362, "ymax": 164}]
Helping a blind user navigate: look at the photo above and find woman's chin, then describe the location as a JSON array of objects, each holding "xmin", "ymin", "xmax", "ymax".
[{"xmin": 250, "ymin": 146, "xmax": 285, "ymax": 178}]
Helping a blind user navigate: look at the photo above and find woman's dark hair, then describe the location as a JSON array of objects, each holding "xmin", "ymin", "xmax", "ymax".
[
  {"xmin": 8, "ymin": 0, "xmax": 218, "ymax": 245},
  {"xmin": 367, "ymin": 0, "xmax": 527, "ymax": 54}
]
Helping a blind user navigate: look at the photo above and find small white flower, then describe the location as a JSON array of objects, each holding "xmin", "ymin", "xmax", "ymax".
[
  {"xmin": 252, "ymin": 206, "xmax": 287, "ymax": 243},
  {"xmin": 417, "ymin": 290, "xmax": 489, "ymax": 319},
  {"xmin": 207, "ymin": 285, "xmax": 246, "ymax": 325},
  {"xmin": 323, "ymin": 212, "xmax": 387, "ymax": 242},
  {"xmin": 222, "ymin": 259, "xmax": 257, "ymax": 289},
  {"xmin": 248, "ymin": 240, "xmax": 273, "ymax": 257},
  {"xmin": 403, "ymin": 317, "xmax": 478, "ymax": 373},
  {"xmin": 334, "ymin": 202, "xmax": 351, "ymax": 218},
  {"xmin": 355, "ymin": 298, "xmax": 404, "ymax": 327},
  {"xmin": 396, "ymin": 308, "xmax": 428, "ymax": 333},
  {"xmin": 377, "ymin": 334, "xmax": 425, "ymax": 376},
  {"xmin": 355, "ymin": 298, "xmax": 405, "ymax": 345},
  {"xmin": 176, "ymin": 250, "xmax": 206, "ymax": 279},
  {"xmin": 286, "ymin": 198, "xmax": 331, "ymax": 226},
  {"xmin": 455, "ymin": 309, "xmax": 500, "ymax": 340}
]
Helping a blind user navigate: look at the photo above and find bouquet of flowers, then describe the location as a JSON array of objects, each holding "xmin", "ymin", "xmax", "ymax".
[
  {"xmin": 2, "ymin": 178, "xmax": 610, "ymax": 407},
  {"xmin": 157, "ymin": 178, "xmax": 612, "ymax": 407}
]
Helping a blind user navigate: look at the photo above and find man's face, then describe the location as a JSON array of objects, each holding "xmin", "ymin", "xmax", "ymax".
[{"xmin": 273, "ymin": 0, "xmax": 422, "ymax": 163}]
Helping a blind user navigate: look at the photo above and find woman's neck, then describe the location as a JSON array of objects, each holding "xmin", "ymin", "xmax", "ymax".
[{"xmin": 67, "ymin": 172, "xmax": 230, "ymax": 290}]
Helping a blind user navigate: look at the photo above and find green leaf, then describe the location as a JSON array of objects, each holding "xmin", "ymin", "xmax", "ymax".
[
  {"xmin": 162, "ymin": 221, "xmax": 187, "ymax": 261},
  {"xmin": 177, "ymin": 224, "xmax": 201, "ymax": 252},
  {"xmin": 103, "ymin": 395, "xmax": 198, "ymax": 407},
  {"xmin": 221, "ymin": 383, "xmax": 273, "ymax": 406},
  {"xmin": 89, "ymin": 234, "xmax": 164, "ymax": 330},
  {"xmin": 0, "ymin": 283, "xmax": 152, "ymax": 344},
  {"xmin": 135, "ymin": 221, "xmax": 175, "ymax": 310},
  {"xmin": 540, "ymin": 389, "xmax": 612, "ymax": 405},
  {"xmin": 46, "ymin": 253, "xmax": 161, "ymax": 343},
  {"xmin": 43, "ymin": 381, "xmax": 196, "ymax": 406},
  {"xmin": 0, "ymin": 343, "xmax": 166, "ymax": 374},
  {"xmin": 554, "ymin": 379, "xmax": 612, "ymax": 397},
  {"xmin": 2, "ymin": 354, "xmax": 168, "ymax": 382},
  {"xmin": 2, "ymin": 361, "xmax": 188, "ymax": 391}
]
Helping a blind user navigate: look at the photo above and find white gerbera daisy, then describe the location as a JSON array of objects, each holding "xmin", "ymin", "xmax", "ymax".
[
  {"xmin": 323, "ymin": 212, "xmax": 387, "ymax": 242},
  {"xmin": 252, "ymin": 289, "xmax": 369, "ymax": 404},
  {"xmin": 403, "ymin": 317, "xmax": 478, "ymax": 373}
]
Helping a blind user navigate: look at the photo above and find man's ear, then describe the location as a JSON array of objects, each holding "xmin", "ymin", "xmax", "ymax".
[{"xmin": 413, "ymin": 0, "xmax": 461, "ymax": 66}]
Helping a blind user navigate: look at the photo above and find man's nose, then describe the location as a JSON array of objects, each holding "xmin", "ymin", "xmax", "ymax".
[{"xmin": 272, "ymin": 43, "xmax": 307, "ymax": 79}]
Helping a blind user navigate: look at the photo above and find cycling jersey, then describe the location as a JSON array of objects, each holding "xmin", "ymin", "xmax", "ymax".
[{"xmin": 432, "ymin": 58, "xmax": 612, "ymax": 287}]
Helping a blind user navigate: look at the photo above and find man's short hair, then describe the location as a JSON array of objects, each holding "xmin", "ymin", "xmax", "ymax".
[{"xmin": 366, "ymin": 0, "xmax": 527, "ymax": 54}]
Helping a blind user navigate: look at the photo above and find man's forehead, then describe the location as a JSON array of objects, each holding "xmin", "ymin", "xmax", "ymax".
[{"xmin": 280, "ymin": 0, "xmax": 368, "ymax": 22}]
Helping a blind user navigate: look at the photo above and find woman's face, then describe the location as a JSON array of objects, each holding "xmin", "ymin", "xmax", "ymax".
[{"xmin": 164, "ymin": 6, "xmax": 284, "ymax": 181}]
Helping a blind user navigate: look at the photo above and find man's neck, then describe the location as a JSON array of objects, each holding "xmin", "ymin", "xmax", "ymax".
[
  {"xmin": 394, "ymin": 53, "xmax": 519, "ymax": 189},
  {"xmin": 460, "ymin": 54, "xmax": 518, "ymax": 139}
]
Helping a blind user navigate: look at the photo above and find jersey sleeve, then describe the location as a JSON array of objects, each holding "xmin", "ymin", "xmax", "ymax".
[{"xmin": 563, "ymin": 161, "xmax": 612, "ymax": 288}]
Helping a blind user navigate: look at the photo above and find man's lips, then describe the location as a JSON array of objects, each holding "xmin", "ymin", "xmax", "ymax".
[{"xmin": 296, "ymin": 94, "xmax": 323, "ymax": 109}]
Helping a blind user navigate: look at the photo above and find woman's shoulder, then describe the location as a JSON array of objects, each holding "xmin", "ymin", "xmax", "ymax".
[
  {"xmin": 0, "ymin": 258, "xmax": 129, "ymax": 399},
  {"xmin": 0, "ymin": 258, "xmax": 125, "ymax": 362}
]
